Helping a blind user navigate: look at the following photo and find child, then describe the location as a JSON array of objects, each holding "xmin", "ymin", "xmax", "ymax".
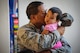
[{"xmin": 43, "ymin": 7, "xmax": 63, "ymax": 49}]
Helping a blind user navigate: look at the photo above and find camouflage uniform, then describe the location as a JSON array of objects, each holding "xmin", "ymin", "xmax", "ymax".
[{"xmin": 17, "ymin": 22, "xmax": 71, "ymax": 53}]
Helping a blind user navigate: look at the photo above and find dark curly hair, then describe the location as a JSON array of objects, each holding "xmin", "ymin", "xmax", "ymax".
[{"xmin": 26, "ymin": 1, "xmax": 43, "ymax": 19}]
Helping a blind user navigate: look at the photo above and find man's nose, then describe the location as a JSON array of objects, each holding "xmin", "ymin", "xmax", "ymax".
[{"xmin": 43, "ymin": 10, "xmax": 46, "ymax": 17}]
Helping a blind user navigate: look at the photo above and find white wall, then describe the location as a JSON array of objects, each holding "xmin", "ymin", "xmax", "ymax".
[
  {"xmin": 1, "ymin": 0, "xmax": 79, "ymax": 53},
  {"xmin": 0, "ymin": 0, "xmax": 10, "ymax": 53},
  {"xmin": 19, "ymin": 0, "xmax": 80, "ymax": 53}
]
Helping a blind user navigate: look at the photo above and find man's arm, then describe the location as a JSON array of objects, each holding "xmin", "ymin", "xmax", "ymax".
[
  {"xmin": 17, "ymin": 27, "xmax": 61, "ymax": 52},
  {"xmin": 50, "ymin": 36, "xmax": 72, "ymax": 53}
]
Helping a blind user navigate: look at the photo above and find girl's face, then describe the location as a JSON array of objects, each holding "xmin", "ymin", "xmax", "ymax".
[{"xmin": 45, "ymin": 10, "xmax": 58, "ymax": 24}]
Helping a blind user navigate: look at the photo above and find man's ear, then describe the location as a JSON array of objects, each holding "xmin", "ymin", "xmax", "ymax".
[{"xmin": 30, "ymin": 15, "xmax": 35, "ymax": 20}]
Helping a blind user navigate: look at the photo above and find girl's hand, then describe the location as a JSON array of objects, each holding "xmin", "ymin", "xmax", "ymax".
[{"xmin": 41, "ymin": 29, "xmax": 49, "ymax": 35}]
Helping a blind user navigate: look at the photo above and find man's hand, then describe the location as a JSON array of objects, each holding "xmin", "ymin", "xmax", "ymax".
[{"xmin": 57, "ymin": 26, "xmax": 65, "ymax": 35}]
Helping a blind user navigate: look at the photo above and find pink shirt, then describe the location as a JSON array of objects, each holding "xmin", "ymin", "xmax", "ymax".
[
  {"xmin": 44, "ymin": 23, "xmax": 58, "ymax": 32},
  {"xmin": 44, "ymin": 23, "xmax": 62, "ymax": 49}
]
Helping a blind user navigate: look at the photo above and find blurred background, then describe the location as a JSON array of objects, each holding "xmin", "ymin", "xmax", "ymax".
[{"xmin": 0, "ymin": 0, "xmax": 80, "ymax": 53}]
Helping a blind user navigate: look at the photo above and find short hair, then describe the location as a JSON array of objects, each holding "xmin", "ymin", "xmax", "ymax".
[
  {"xmin": 26, "ymin": 1, "xmax": 43, "ymax": 19},
  {"xmin": 49, "ymin": 7, "xmax": 62, "ymax": 20}
]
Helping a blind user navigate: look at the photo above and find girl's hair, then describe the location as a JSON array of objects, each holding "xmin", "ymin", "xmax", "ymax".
[{"xmin": 49, "ymin": 7, "xmax": 62, "ymax": 20}]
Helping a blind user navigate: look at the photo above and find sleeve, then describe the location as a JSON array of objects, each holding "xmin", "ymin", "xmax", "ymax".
[
  {"xmin": 17, "ymin": 27, "xmax": 61, "ymax": 52},
  {"xmin": 51, "ymin": 36, "xmax": 72, "ymax": 53}
]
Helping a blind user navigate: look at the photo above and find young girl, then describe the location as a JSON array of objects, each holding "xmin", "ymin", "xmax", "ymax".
[{"xmin": 42, "ymin": 7, "xmax": 63, "ymax": 49}]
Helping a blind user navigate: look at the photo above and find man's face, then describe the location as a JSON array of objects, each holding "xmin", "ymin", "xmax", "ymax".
[{"xmin": 35, "ymin": 4, "xmax": 46, "ymax": 25}]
